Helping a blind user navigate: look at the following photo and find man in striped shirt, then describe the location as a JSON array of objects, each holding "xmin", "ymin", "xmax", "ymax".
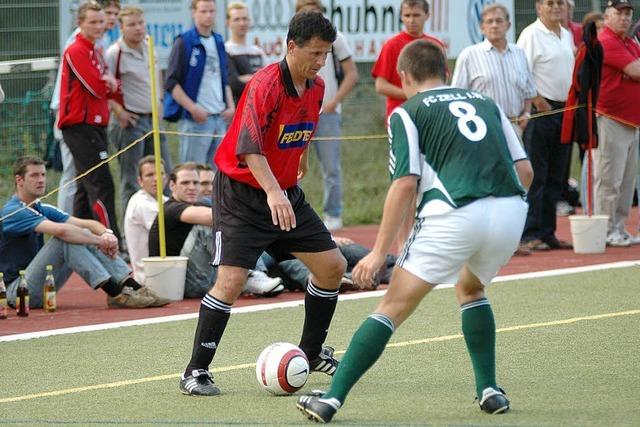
[{"xmin": 452, "ymin": 3, "xmax": 536, "ymax": 140}]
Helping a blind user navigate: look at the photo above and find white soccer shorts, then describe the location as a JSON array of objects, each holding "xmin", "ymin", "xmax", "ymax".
[{"xmin": 397, "ymin": 195, "xmax": 528, "ymax": 286}]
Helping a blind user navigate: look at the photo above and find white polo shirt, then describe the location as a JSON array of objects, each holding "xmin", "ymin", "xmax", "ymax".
[{"xmin": 517, "ymin": 18, "xmax": 574, "ymax": 102}]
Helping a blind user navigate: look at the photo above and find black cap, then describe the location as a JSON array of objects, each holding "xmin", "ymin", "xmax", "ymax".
[{"xmin": 607, "ymin": 0, "xmax": 634, "ymax": 10}]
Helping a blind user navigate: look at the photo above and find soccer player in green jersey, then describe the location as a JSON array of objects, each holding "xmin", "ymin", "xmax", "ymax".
[{"xmin": 296, "ymin": 39, "xmax": 534, "ymax": 423}]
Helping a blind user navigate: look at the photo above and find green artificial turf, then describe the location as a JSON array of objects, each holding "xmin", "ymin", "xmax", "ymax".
[{"xmin": 1, "ymin": 266, "xmax": 639, "ymax": 426}]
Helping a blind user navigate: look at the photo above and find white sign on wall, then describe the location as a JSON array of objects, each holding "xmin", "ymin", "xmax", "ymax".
[
  {"xmin": 59, "ymin": 0, "xmax": 515, "ymax": 67},
  {"xmin": 248, "ymin": 0, "xmax": 516, "ymax": 62}
]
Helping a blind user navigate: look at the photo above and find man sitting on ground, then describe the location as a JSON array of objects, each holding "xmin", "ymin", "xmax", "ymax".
[
  {"xmin": 124, "ymin": 155, "xmax": 168, "ymax": 284},
  {"xmin": 148, "ymin": 162, "xmax": 284, "ymax": 298},
  {"xmin": 0, "ymin": 156, "xmax": 168, "ymax": 309}
]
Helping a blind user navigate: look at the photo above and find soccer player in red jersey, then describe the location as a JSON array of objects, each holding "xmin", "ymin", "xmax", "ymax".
[{"xmin": 179, "ymin": 11, "xmax": 347, "ymax": 396}]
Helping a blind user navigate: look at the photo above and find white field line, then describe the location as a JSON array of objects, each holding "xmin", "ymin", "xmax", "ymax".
[
  {"xmin": 0, "ymin": 259, "xmax": 638, "ymax": 343},
  {"xmin": 1, "ymin": 308, "xmax": 638, "ymax": 404}
]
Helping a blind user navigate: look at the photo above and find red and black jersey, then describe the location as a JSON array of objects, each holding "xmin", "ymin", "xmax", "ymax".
[{"xmin": 215, "ymin": 59, "xmax": 325, "ymax": 189}]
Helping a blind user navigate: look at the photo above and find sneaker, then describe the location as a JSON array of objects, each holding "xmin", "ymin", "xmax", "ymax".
[
  {"xmin": 556, "ymin": 200, "xmax": 575, "ymax": 217},
  {"xmin": 606, "ymin": 231, "xmax": 631, "ymax": 247},
  {"xmin": 244, "ymin": 271, "xmax": 285, "ymax": 297},
  {"xmin": 621, "ymin": 230, "xmax": 640, "ymax": 245},
  {"xmin": 309, "ymin": 346, "xmax": 339, "ymax": 376},
  {"xmin": 478, "ymin": 387, "xmax": 510, "ymax": 414},
  {"xmin": 138, "ymin": 286, "xmax": 171, "ymax": 307},
  {"xmin": 107, "ymin": 286, "xmax": 155, "ymax": 308},
  {"xmin": 324, "ymin": 215, "xmax": 343, "ymax": 231},
  {"xmin": 297, "ymin": 392, "xmax": 341, "ymax": 423},
  {"xmin": 179, "ymin": 369, "xmax": 220, "ymax": 396}
]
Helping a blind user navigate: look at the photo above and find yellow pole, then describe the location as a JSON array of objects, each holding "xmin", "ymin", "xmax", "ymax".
[{"xmin": 147, "ymin": 35, "xmax": 167, "ymax": 258}]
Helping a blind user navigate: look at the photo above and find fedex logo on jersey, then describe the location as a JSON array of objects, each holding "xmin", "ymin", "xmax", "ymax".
[{"xmin": 277, "ymin": 122, "xmax": 315, "ymax": 149}]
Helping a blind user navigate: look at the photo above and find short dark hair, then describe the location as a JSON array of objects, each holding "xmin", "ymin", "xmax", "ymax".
[
  {"xmin": 13, "ymin": 156, "xmax": 45, "ymax": 179},
  {"xmin": 397, "ymin": 39, "xmax": 447, "ymax": 83},
  {"xmin": 169, "ymin": 162, "xmax": 198, "ymax": 183},
  {"xmin": 286, "ymin": 11, "xmax": 336, "ymax": 46},
  {"xmin": 138, "ymin": 155, "xmax": 164, "ymax": 177},
  {"xmin": 401, "ymin": 0, "xmax": 429, "ymax": 14}
]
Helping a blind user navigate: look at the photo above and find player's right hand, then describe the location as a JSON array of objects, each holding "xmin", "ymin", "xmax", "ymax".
[
  {"xmin": 190, "ymin": 105, "xmax": 209, "ymax": 124},
  {"xmin": 352, "ymin": 251, "xmax": 386, "ymax": 289},
  {"xmin": 266, "ymin": 190, "xmax": 296, "ymax": 231}
]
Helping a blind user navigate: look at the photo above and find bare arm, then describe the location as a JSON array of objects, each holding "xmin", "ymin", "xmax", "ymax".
[
  {"xmin": 375, "ymin": 76, "xmax": 406, "ymax": 101},
  {"xmin": 244, "ymin": 153, "xmax": 295, "ymax": 231},
  {"xmin": 35, "ymin": 219, "xmax": 118, "ymax": 258},
  {"xmin": 171, "ymin": 84, "xmax": 208, "ymax": 123},
  {"xmin": 623, "ymin": 59, "xmax": 640, "ymax": 80},
  {"xmin": 352, "ymin": 175, "xmax": 418, "ymax": 288},
  {"xmin": 515, "ymin": 159, "xmax": 534, "ymax": 190},
  {"xmin": 323, "ymin": 58, "xmax": 359, "ymax": 113},
  {"xmin": 221, "ymin": 85, "xmax": 236, "ymax": 122},
  {"xmin": 179, "ymin": 205, "xmax": 213, "ymax": 226}
]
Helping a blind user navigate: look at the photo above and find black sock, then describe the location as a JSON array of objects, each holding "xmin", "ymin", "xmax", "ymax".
[
  {"xmin": 100, "ymin": 280, "xmax": 123, "ymax": 297},
  {"xmin": 299, "ymin": 280, "xmax": 339, "ymax": 360},
  {"xmin": 185, "ymin": 294, "xmax": 231, "ymax": 376},
  {"xmin": 121, "ymin": 276, "xmax": 141, "ymax": 290}
]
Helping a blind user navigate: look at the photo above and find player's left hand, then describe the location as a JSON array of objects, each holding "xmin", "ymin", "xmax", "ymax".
[{"xmin": 352, "ymin": 251, "xmax": 386, "ymax": 289}]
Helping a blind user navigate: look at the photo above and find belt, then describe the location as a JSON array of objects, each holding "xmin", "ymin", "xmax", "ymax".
[
  {"xmin": 125, "ymin": 108, "xmax": 152, "ymax": 117},
  {"xmin": 544, "ymin": 98, "xmax": 566, "ymax": 109}
]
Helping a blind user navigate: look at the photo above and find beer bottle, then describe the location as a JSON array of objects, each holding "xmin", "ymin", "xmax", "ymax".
[
  {"xmin": 0, "ymin": 272, "xmax": 7, "ymax": 320},
  {"xmin": 43, "ymin": 265, "xmax": 56, "ymax": 313},
  {"xmin": 16, "ymin": 270, "xmax": 29, "ymax": 317}
]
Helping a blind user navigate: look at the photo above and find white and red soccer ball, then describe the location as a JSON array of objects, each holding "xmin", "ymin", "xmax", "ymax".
[{"xmin": 256, "ymin": 342, "xmax": 310, "ymax": 395}]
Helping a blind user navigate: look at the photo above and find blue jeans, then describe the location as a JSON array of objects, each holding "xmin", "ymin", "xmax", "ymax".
[
  {"xmin": 177, "ymin": 115, "xmax": 227, "ymax": 168},
  {"xmin": 311, "ymin": 112, "xmax": 343, "ymax": 217},
  {"xmin": 6, "ymin": 237, "xmax": 132, "ymax": 308},
  {"xmin": 57, "ymin": 140, "xmax": 76, "ymax": 214},
  {"xmin": 110, "ymin": 115, "xmax": 173, "ymax": 219},
  {"xmin": 180, "ymin": 225, "xmax": 273, "ymax": 298}
]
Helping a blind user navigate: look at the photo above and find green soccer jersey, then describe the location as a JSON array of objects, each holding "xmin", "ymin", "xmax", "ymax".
[{"xmin": 388, "ymin": 86, "xmax": 527, "ymax": 218}]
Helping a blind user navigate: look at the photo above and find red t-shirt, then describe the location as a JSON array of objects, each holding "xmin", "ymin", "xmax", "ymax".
[
  {"xmin": 215, "ymin": 59, "xmax": 324, "ymax": 189},
  {"xmin": 597, "ymin": 26, "xmax": 640, "ymax": 127},
  {"xmin": 371, "ymin": 31, "xmax": 445, "ymax": 118}
]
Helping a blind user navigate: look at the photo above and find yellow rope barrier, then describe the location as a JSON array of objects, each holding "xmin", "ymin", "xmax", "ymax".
[{"xmin": 0, "ymin": 102, "xmax": 630, "ymax": 225}]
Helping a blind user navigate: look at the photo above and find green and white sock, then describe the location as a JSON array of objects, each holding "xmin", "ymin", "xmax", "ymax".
[
  {"xmin": 461, "ymin": 297, "xmax": 498, "ymax": 397},
  {"xmin": 323, "ymin": 313, "xmax": 395, "ymax": 404}
]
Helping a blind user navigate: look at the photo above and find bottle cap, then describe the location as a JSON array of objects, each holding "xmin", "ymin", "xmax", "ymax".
[
  {"xmin": 46, "ymin": 265, "xmax": 53, "ymax": 271},
  {"xmin": 19, "ymin": 270, "xmax": 26, "ymax": 275}
]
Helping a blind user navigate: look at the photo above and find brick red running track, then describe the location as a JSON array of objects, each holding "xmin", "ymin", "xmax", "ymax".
[{"xmin": 2, "ymin": 209, "xmax": 639, "ymax": 337}]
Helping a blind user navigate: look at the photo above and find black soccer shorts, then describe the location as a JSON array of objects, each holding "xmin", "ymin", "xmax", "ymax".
[{"xmin": 211, "ymin": 171, "xmax": 337, "ymax": 270}]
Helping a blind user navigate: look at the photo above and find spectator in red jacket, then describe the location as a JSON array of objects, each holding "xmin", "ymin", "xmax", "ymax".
[{"xmin": 58, "ymin": 0, "xmax": 122, "ymax": 243}]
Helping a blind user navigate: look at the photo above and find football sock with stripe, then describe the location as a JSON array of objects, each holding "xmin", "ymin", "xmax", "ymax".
[
  {"xmin": 461, "ymin": 297, "xmax": 498, "ymax": 397},
  {"xmin": 323, "ymin": 313, "xmax": 395, "ymax": 404},
  {"xmin": 184, "ymin": 294, "xmax": 231, "ymax": 376},
  {"xmin": 299, "ymin": 280, "xmax": 339, "ymax": 360}
]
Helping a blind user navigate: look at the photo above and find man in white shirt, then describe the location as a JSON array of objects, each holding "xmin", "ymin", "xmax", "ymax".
[
  {"xmin": 294, "ymin": 0, "xmax": 359, "ymax": 231},
  {"xmin": 452, "ymin": 4, "xmax": 536, "ymax": 140},
  {"xmin": 124, "ymin": 155, "xmax": 168, "ymax": 284},
  {"xmin": 517, "ymin": 0, "xmax": 575, "ymax": 251}
]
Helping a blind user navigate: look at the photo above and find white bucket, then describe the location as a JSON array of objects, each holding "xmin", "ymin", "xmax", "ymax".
[
  {"xmin": 142, "ymin": 256, "xmax": 188, "ymax": 301},
  {"xmin": 568, "ymin": 215, "xmax": 609, "ymax": 254}
]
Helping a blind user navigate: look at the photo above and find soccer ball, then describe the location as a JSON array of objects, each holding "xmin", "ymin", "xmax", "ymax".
[{"xmin": 256, "ymin": 342, "xmax": 309, "ymax": 395}]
